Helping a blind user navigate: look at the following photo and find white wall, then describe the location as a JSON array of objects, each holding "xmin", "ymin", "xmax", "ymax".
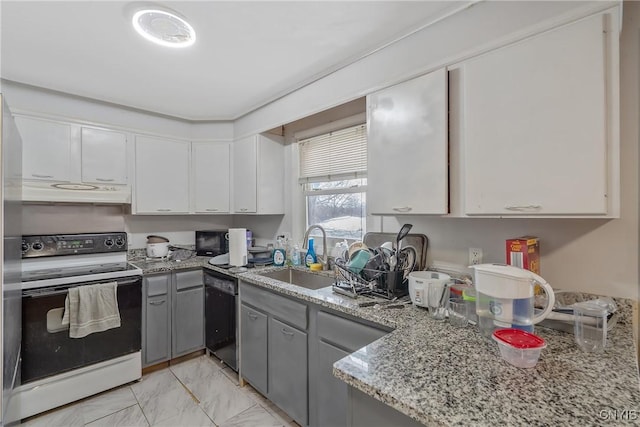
[
  {"xmin": 368, "ymin": 2, "xmax": 639, "ymax": 299},
  {"xmin": 126, "ymin": 215, "xmax": 233, "ymax": 248},
  {"xmin": 20, "ymin": 204, "xmax": 235, "ymax": 249},
  {"xmin": 8, "ymin": 2, "xmax": 638, "ymax": 301},
  {"xmin": 5, "ymin": 80, "xmax": 238, "ymax": 248},
  {"xmin": 1, "ymin": 80, "xmax": 234, "ymax": 141},
  {"xmin": 258, "ymin": 1, "xmax": 638, "ymax": 299},
  {"xmin": 234, "ymin": 1, "xmax": 617, "ymax": 137},
  {"xmin": 21, "ymin": 205, "xmax": 125, "ymax": 235}
]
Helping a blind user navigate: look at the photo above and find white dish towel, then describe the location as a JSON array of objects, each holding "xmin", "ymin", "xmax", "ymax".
[{"xmin": 61, "ymin": 282, "xmax": 121, "ymax": 338}]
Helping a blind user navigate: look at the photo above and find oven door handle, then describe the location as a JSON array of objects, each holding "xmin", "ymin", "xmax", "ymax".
[{"xmin": 22, "ymin": 276, "xmax": 142, "ymax": 298}]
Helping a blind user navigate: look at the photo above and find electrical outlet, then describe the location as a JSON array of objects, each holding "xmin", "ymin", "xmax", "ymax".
[{"xmin": 469, "ymin": 248, "xmax": 483, "ymax": 265}]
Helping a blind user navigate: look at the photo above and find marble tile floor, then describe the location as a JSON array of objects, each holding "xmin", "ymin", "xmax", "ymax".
[{"xmin": 21, "ymin": 355, "xmax": 300, "ymax": 427}]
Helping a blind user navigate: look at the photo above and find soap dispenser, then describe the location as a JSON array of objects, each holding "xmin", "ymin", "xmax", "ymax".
[
  {"xmin": 273, "ymin": 237, "xmax": 286, "ymax": 267},
  {"xmin": 305, "ymin": 238, "xmax": 317, "ymax": 267}
]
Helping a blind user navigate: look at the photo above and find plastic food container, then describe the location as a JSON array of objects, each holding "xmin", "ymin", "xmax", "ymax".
[{"xmin": 492, "ymin": 329, "xmax": 547, "ymax": 368}]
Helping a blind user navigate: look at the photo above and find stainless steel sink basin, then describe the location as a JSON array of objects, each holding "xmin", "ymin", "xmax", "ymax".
[{"xmin": 257, "ymin": 268, "xmax": 335, "ymax": 290}]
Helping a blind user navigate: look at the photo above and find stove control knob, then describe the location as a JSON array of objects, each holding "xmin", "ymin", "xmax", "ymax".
[
  {"xmin": 21, "ymin": 241, "xmax": 30, "ymax": 253},
  {"xmin": 104, "ymin": 239, "xmax": 114, "ymax": 248},
  {"xmin": 115, "ymin": 237, "xmax": 125, "ymax": 247},
  {"xmin": 31, "ymin": 241, "xmax": 43, "ymax": 251}
]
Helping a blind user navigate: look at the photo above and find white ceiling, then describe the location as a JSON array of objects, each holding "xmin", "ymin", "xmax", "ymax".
[{"xmin": 0, "ymin": 1, "xmax": 460, "ymax": 121}]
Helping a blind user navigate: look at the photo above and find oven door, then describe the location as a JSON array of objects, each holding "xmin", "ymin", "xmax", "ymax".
[{"xmin": 21, "ymin": 276, "xmax": 142, "ymax": 384}]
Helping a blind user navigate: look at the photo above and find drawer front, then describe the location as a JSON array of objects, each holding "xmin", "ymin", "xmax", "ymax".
[
  {"xmin": 317, "ymin": 311, "xmax": 387, "ymax": 352},
  {"xmin": 241, "ymin": 282, "xmax": 307, "ymax": 330},
  {"xmin": 175, "ymin": 269, "xmax": 203, "ymax": 291},
  {"xmin": 145, "ymin": 274, "xmax": 170, "ymax": 297}
]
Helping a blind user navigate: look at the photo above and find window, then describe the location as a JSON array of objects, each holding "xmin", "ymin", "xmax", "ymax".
[{"xmin": 298, "ymin": 123, "xmax": 367, "ymax": 241}]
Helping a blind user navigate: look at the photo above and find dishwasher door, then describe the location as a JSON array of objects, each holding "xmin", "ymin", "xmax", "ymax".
[{"xmin": 204, "ymin": 270, "xmax": 237, "ymax": 371}]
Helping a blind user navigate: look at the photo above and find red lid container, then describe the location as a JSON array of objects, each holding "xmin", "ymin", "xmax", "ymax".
[{"xmin": 492, "ymin": 329, "xmax": 546, "ymax": 349}]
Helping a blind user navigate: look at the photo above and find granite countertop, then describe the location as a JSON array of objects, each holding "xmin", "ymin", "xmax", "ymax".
[{"xmin": 130, "ymin": 256, "xmax": 640, "ymax": 426}]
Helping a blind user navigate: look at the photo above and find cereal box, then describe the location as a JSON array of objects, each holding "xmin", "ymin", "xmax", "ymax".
[{"xmin": 506, "ymin": 236, "xmax": 540, "ymax": 274}]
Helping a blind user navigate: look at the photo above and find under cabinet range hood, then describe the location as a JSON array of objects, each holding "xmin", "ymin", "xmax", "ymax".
[{"xmin": 22, "ymin": 181, "xmax": 131, "ymax": 204}]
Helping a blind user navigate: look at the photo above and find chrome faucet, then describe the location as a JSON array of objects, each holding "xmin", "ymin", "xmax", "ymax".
[{"xmin": 302, "ymin": 224, "xmax": 328, "ymax": 270}]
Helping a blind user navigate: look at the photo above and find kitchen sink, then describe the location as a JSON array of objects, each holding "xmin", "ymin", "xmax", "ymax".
[{"xmin": 257, "ymin": 268, "xmax": 335, "ymax": 290}]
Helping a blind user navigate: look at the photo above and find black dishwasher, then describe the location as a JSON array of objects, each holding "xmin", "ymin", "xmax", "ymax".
[{"xmin": 204, "ymin": 269, "xmax": 238, "ymax": 371}]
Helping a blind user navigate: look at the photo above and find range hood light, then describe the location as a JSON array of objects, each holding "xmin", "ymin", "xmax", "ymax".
[{"xmin": 132, "ymin": 9, "xmax": 196, "ymax": 48}]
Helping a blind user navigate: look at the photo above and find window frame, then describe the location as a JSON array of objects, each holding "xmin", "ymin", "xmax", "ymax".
[{"xmin": 297, "ymin": 119, "xmax": 368, "ymax": 243}]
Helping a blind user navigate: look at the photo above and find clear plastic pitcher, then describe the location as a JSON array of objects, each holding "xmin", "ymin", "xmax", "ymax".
[{"xmin": 471, "ymin": 264, "xmax": 555, "ymax": 339}]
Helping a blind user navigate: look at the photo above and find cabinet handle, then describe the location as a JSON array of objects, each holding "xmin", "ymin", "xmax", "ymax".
[
  {"xmin": 95, "ymin": 178, "xmax": 114, "ymax": 182},
  {"xmin": 392, "ymin": 206, "xmax": 412, "ymax": 213},
  {"xmin": 239, "ymin": 208, "xmax": 248, "ymax": 212},
  {"xmin": 281, "ymin": 328, "xmax": 294, "ymax": 337},
  {"xmin": 32, "ymin": 173, "xmax": 53, "ymax": 179},
  {"xmin": 248, "ymin": 312, "xmax": 258, "ymax": 320},
  {"xmin": 156, "ymin": 209, "xmax": 172, "ymax": 212},
  {"xmin": 504, "ymin": 204, "xmax": 542, "ymax": 211},
  {"xmin": 149, "ymin": 300, "xmax": 166, "ymax": 306},
  {"xmin": 205, "ymin": 208, "xmax": 219, "ymax": 212}
]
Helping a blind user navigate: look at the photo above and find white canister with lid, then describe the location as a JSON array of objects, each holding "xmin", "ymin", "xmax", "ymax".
[{"xmin": 408, "ymin": 271, "xmax": 451, "ymax": 308}]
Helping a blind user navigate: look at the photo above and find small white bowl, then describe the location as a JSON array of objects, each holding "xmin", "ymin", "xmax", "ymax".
[{"xmin": 492, "ymin": 329, "xmax": 547, "ymax": 369}]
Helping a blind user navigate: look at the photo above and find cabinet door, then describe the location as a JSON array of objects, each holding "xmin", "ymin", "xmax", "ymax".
[
  {"xmin": 135, "ymin": 136, "xmax": 190, "ymax": 213},
  {"xmin": 240, "ymin": 304, "xmax": 268, "ymax": 394},
  {"xmin": 269, "ymin": 318, "xmax": 308, "ymax": 425},
  {"xmin": 367, "ymin": 68, "xmax": 448, "ymax": 215},
  {"xmin": 462, "ymin": 15, "xmax": 609, "ymax": 215},
  {"xmin": 173, "ymin": 286, "xmax": 205, "ymax": 357},
  {"xmin": 232, "ymin": 136, "xmax": 257, "ymax": 213},
  {"xmin": 81, "ymin": 127, "xmax": 128, "ymax": 185},
  {"xmin": 192, "ymin": 142, "xmax": 230, "ymax": 213},
  {"xmin": 143, "ymin": 275, "xmax": 171, "ymax": 366},
  {"xmin": 317, "ymin": 340, "xmax": 349, "ymax": 427},
  {"xmin": 16, "ymin": 116, "xmax": 72, "ymax": 182},
  {"xmin": 256, "ymin": 134, "xmax": 284, "ymax": 214}
]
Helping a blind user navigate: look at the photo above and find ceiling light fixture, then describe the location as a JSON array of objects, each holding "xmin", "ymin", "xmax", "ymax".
[{"xmin": 132, "ymin": 9, "xmax": 196, "ymax": 48}]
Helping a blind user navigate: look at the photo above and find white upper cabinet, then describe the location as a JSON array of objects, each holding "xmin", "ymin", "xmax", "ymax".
[
  {"xmin": 16, "ymin": 116, "xmax": 73, "ymax": 182},
  {"xmin": 134, "ymin": 136, "xmax": 190, "ymax": 214},
  {"xmin": 367, "ymin": 68, "xmax": 448, "ymax": 215},
  {"xmin": 192, "ymin": 142, "xmax": 230, "ymax": 214},
  {"xmin": 233, "ymin": 134, "xmax": 284, "ymax": 214},
  {"xmin": 460, "ymin": 13, "xmax": 618, "ymax": 216},
  {"xmin": 81, "ymin": 127, "xmax": 128, "ymax": 185},
  {"xmin": 233, "ymin": 136, "xmax": 257, "ymax": 213}
]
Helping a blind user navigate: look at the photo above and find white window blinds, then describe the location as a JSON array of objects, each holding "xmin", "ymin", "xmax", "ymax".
[{"xmin": 298, "ymin": 124, "xmax": 367, "ymax": 184}]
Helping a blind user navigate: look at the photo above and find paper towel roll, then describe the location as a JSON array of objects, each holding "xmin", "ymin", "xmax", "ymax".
[{"xmin": 229, "ymin": 228, "xmax": 247, "ymax": 267}]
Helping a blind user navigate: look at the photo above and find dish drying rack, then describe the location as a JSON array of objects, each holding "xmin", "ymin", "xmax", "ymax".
[{"xmin": 332, "ymin": 258, "xmax": 409, "ymax": 300}]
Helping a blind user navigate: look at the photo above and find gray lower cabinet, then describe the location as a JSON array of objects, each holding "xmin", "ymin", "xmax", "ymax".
[
  {"xmin": 316, "ymin": 340, "xmax": 350, "ymax": 427},
  {"xmin": 239, "ymin": 281, "xmax": 389, "ymax": 427},
  {"xmin": 269, "ymin": 318, "xmax": 308, "ymax": 424},
  {"xmin": 311, "ymin": 311, "xmax": 389, "ymax": 427},
  {"xmin": 240, "ymin": 304, "xmax": 268, "ymax": 394},
  {"xmin": 348, "ymin": 387, "xmax": 424, "ymax": 427},
  {"xmin": 143, "ymin": 269, "xmax": 205, "ymax": 367},
  {"xmin": 239, "ymin": 282, "xmax": 309, "ymax": 425},
  {"xmin": 143, "ymin": 275, "xmax": 171, "ymax": 366},
  {"xmin": 172, "ymin": 269, "xmax": 205, "ymax": 357}
]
